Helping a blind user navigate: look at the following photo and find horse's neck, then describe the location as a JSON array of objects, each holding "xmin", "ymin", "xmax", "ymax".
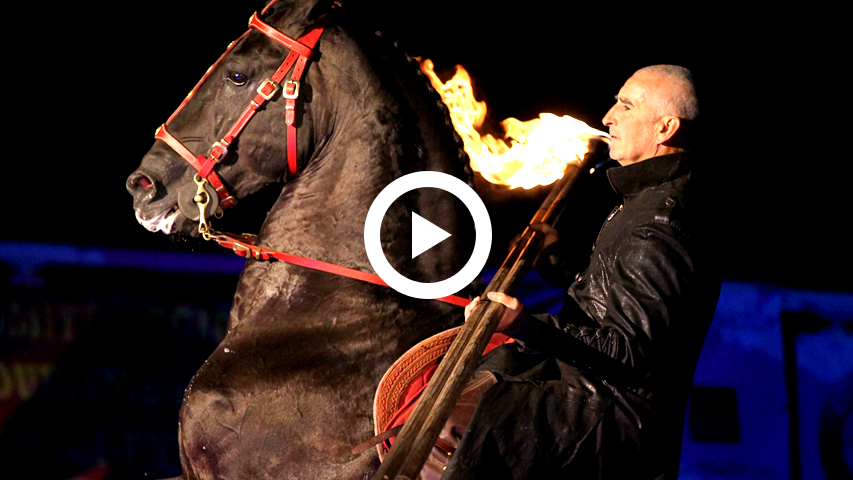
[
  {"xmin": 226, "ymin": 26, "xmax": 466, "ymax": 337},
  {"xmin": 254, "ymin": 26, "xmax": 467, "ymax": 278}
]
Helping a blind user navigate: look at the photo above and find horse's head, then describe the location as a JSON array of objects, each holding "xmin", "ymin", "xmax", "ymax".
[{"xmin": 126, "ymin": 0, "xmax": 334, "ymax": 236}]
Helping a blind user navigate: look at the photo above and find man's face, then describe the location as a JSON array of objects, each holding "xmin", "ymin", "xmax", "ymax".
[{"xmin": 602, "ymin": 73, "xmax": 664, "ymax": 165}]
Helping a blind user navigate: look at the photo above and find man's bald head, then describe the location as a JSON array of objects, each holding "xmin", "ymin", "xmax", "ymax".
[
  {"xmin": 602, "ymin": 65, "xmax": 699, "ymax": 164},
  {"xmin": 633, "ymin": 64, "xmax": 699, "ymax": 121}
]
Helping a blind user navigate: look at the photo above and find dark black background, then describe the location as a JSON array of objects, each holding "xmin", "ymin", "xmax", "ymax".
[
  {"xmin": 4, "ymin": 1, "xmax": 847, "ymax": 291},
  {"xmin": 0, "ymin": 3, "xmax": 847, "ymax": 478}
]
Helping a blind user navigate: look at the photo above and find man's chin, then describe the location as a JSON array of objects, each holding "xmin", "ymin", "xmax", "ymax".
[{"xmin": 607, "ymin": 148, "xmax": 623, "ymax": 163}]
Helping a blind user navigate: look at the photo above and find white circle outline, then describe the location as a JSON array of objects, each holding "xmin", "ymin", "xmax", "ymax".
[{"xmin": 364, "ymin": 172, "xmax": 492, "ymax": 300}]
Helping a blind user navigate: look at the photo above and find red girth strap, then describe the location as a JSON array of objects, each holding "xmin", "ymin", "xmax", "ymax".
[
  {"xmin": 214, "ymin": 232, "xmax": 471, "ymax": 308},
  {"xmin": 155, "ymin": 9, "xmax": 330, "ymax": 210}
]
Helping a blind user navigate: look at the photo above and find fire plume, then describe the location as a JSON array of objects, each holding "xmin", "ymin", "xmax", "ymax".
[{"xmin": 420, "ymin": 59, "xmax": 609, "ymax": 189}]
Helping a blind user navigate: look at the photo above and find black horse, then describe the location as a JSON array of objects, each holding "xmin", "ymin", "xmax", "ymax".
[{"xmin": 126, "ymin": 1, "xmax": 475, "ymax": 478}]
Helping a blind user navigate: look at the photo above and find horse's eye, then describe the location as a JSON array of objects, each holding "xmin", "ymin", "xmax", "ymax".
[{"xmin": 228, "ymin": 72, "xmax": 248, "ymax": 86}]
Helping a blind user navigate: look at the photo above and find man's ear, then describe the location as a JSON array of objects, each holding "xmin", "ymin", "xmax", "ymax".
[{"xmin": 657, "ymin": 116, "xmax": 682, "ymax": 146}]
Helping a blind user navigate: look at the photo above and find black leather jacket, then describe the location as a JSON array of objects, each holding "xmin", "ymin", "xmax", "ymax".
[
  {"xmin": 515, "ymin": 150, "xmax": 720, "ymax": 396},
  {"xmin": 443, "ymin": 151, "xmax": 721, "ymax": 479}
]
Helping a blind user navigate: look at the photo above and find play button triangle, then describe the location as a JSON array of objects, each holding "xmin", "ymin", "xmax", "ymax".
[{"xmin": 411, "ymin": 212, "xmax": 451, "ymax": 259}]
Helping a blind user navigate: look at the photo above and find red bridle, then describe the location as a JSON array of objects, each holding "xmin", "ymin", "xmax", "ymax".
[{"xmin": 153, "ymin": 5, "xmax": 333, "ymax": 212}]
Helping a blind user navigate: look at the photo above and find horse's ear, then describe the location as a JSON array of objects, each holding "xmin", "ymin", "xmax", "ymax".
[{"xmin": 262, "ymin": 0, "xmax": 334, "ymax": 35}]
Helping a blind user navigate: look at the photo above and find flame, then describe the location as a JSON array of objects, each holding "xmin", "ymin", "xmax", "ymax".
[{"xmin": 419, "ymin": 59, "xmax": 609, "ymax": 189}]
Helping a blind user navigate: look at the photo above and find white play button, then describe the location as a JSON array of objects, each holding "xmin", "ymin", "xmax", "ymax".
[
  {"xmin": 411, "ymin": 212, "xmax": 451, "ymax": 259},
  {"xmin": 364, "ymin": 171, "xmax": 492, "ymax": 300}
]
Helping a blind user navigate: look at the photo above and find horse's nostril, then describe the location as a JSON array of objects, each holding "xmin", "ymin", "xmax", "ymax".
[
  {"xmin": 131, "ymin": 172, "xmax": 154, "ymax": 190},
  {"xmin": 127, "ymin": 172, "xmax": 158, "ymax": 198}
]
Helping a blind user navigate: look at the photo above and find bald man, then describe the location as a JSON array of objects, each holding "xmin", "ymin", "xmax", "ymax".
[{"xmin": 443, "ymin": 66, "xmax": 720, "ymax": 479}]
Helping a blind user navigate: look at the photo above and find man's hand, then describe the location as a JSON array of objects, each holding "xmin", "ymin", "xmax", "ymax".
[{"xmin": 464, "ymin": 292, "xmax": 524, "ymax": 332}]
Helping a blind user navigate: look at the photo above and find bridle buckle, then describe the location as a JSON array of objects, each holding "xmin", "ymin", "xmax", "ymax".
[
  {"xmin": 209, "ymin": 140, "xmax": 229, "ymax": 161},
  {"xmin": 257, "ymin": 78, "xmax": 281, "ymax": 100},
  {"xmin": 283, "ymin": 79, "xmax": 300, "ymax": 99}
]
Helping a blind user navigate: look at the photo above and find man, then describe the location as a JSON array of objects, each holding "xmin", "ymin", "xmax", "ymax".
[{"xmin": 443, "ymin": 65, "xmax": 720, "ymax": 479}]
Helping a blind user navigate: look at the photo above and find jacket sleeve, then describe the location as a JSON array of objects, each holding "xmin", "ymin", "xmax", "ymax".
[{"xmin": 504, "ymin": 222, "xmax": 695, "ymax": 376}]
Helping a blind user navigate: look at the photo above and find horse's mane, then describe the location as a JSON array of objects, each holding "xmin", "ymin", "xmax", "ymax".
[
  {"xmin": 377, "ymin": 32, "xmax": 475, "ymax": 188},
  {"xmin": 323, "ymin": 2, "xmax": 473, "ymax": 185}
]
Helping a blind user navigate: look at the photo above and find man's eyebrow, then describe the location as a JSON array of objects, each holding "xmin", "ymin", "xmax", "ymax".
[{"xmin": 615, "ymin": 95, "xmax": 635, "ymax": 107}]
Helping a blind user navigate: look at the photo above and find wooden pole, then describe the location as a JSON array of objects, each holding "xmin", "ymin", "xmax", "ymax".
[{"xmin": 372, "ymin": 137, "xmax": 608, "ymax": 480}]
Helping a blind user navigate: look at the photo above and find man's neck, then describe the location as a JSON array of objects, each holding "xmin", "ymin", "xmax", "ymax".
[{"xmin": 618, "ymin": 145, "xmax": 684, "ymax": 166}]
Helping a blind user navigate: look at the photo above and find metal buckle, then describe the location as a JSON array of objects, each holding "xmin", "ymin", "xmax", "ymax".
[
  {"xmin": 231, "ymin": 241, "xmax": 263, "ymax": 260},
  {"xmin": 193, "ymin": 174, "xmax": 212, "ymax": 238},
  {"xmin": 257, "ymin": 78, "xmax": 280, "ymax": 100},
  {"xmin": 232, "ymin": 241, "xmax": 251, "ymax": 256},
  {"xmin": 209, "ymin": 140, "xmax": 229, "ymax": 161},
  {"xmin": 283, "ymin": 79, "xmax": 300, "ymax": 99}
]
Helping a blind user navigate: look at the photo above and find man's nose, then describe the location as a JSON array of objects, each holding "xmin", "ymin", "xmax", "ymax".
[{"xmin": 602, "ymin": 106, "xmax": 615, "ymax": 127}]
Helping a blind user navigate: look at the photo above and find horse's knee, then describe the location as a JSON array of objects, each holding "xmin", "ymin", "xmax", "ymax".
[
  {"xmin": 182, "ymin": 385, "xmax": 248, "ymax": 438},
  {"xmin": 178, "ymin": 385, "xmax": 250, "ymax": 477}
]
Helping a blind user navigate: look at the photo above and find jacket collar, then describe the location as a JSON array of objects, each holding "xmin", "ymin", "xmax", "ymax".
[{"xmin": 606, "ymin": 151, "xmax": 693, "ymax": 197}]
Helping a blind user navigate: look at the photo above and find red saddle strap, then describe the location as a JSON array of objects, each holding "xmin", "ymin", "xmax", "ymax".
[{"xmin": 213, "ymin": 232, "xmax": 471, "ymax": 308}]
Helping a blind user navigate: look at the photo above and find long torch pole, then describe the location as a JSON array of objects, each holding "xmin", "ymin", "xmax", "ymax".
[{"xmin": 372, "ymin": 137, "xmax": 608, "ymax": 480}]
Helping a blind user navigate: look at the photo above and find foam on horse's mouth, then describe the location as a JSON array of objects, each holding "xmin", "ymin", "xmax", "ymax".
[{"xmin": 136, "ymin": 205, "xmax": 179, "ymax": 234}]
